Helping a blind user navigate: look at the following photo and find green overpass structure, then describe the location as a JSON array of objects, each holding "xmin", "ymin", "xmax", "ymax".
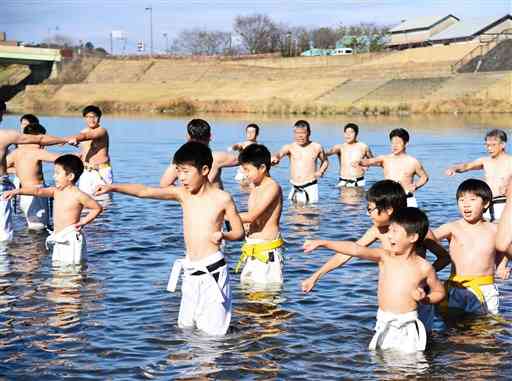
[{"xmin": 0, "ymin": 45, "xmax": 62, "ymax": 80}]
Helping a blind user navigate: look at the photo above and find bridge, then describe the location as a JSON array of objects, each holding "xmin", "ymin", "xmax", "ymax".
[{"xmin": 0, "ymin": 45, "xmax": 62, "ymax": 79}]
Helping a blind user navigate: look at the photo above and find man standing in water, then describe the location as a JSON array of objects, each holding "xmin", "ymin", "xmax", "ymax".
[
  {"xmin": 230, "ymin": 123, "xmax": 260, "ymax": 185},
  {"xmin": 326, "ymin": 123, "xmax": 373, "ymax": 188},
  {"xmin": 68, "ymin": 105, "xmax": 113, "ymax": 198},
  {"xmin": 0, "ymin": 101, "xmax": 69, "ymax": 241},
  {"xmin": 445, "ymin": 129, "xmax": 512, "ymax": 222},
  {"xmin": 271, "ymin": 120, "xmax": 328, "ymax": 204},
  {"xmin": 354, "ymin": 128, "xmax": 428, "ymax": 207},
  {"xmin": 160, "ymin": 119, "xmax": 239, "ymax": 189}
]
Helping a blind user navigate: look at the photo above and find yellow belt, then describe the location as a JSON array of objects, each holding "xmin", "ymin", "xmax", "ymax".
[
  {"xmin": 234, "ymin": 237, "xmax": 285, "ymax": 273},
  {"xmin": 445, "ymin": 274, "xmax": 494, "ymax": 304},
  {"xmin": 84, "ymin": 162, "xmax": 111, "ymax": 171}
]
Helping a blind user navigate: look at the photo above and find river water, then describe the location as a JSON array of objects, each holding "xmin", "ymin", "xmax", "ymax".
[{"xmin": 1, "ymin": 113, "xmax": 511, "ymax": 379}]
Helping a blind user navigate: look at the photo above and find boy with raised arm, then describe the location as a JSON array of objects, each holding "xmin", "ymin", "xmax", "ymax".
[
  {"xmin": 303, "ymin": 207, "xmax": 445, "ymax": 353},
  {"xmin": 67, "ymin": 105, "xmax": 113, "ymax": 198},
  {"xmin": 326, "ymin": 123, "xmax": 373, "ymax": 188},
  {"xmin": 160, "ymin": 119, "xmax": 238, "ymax": 190},
  {"xmin": 3, "ymin": 155, "xmax": 102, "ymax": 264},
  {"xmin": 6, "ymin": 123, "xmax": 61, "ymax": 230},
  {"xmin": 96, "ymin": 142, "xmax": 244, "ymax": 336},
  {"xmin": 234, "ymin": 144, "xmax": 284, "ymax": 286},
  {"xmin": 271, "ymin": 120, "xmax": 328, "ymax": 204},
  {"xmin": 355, "ymin": 128, "xmax": 428, "ymax": 207},
  {"xmin": 434, "ymin": 179, "xmax": 509, "ymax": 316},
  {"xmin": 445, "ymin": 129, "xmax": 512, "ymax": 222},
  {"xmin": 301, "ymin": 180, "xmax": 449, "ymax": 330},
  {"xmin": 230, "ymin": 123, "xmax": 260, "ymax": 184}
]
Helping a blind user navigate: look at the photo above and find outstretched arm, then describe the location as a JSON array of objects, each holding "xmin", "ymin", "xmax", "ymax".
[
  {"xmin": 160, "ymin": 164, "xmax": 178, "ymax": 187},
  {"xmin": 303, "ymin": 239, "xmax": 385, "ymax": 262},
  {"xmin": 3, "ymin": 186, "xmax": 55, "ymax": 201},
  {"xmin": 356, "ymin": 155, "xmax": 384, "ymax": 168},
  {"xmin": 271, "ymin": 144, "xmax": 290, "ymax": 165},
  {"xmin": 301, "ymin": 228, "xmax": 378, "ymax": 292},
  {"xmin": 95, "ymin": 183, "xmax": 180, "ymax": 201},
  {"xmin": 68, "ymin": 128, "xmax": 106, "ymax": 144},
  {"xmin": 325, "ymin": 145, "xmax": 341, "ymax": 157},
  {"xmin": 76, "ymin": 192, "xmax": 103, "ymax": 229},
  {"xmin": 14, "ymin": 132, "xmax": 67, "ymax": 147},
  {"xmin": 445, "ymin": 158, "xmax": 483, "ymax": 176}
]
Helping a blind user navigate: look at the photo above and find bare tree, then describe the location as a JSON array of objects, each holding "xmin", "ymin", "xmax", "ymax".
[
  {"xmin": 234, "ymin": 14, "xmax": 279, "ymax": 54},
  {"xmin": 172, "ymin": 28, "xmax": 231, "ymax": 55}
]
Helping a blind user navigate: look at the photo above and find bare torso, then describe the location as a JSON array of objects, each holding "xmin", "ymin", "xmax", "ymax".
[
  {"xmin": 10, "ymin": 146, "xmax": 59, "ymax": 186},
  {"xmin": 288, "ymin": 142, "xmax": 322, "ymax": 184},
  {"xmin": 180, "ymin": 186, "xmax": 230, "ymax": 260},
  {"xmin": 336, "ymin": 142, "xmax": 369, "ymax": 178},
  {"xmin": 246, "ymin": 177, "xmax": 282, "ymax": 240},
  {"xmin": 53, "ymin": 187, "xmax": 85, "ymax": 233},
  {"xmin": 80, "ymin": 127, "xmax": 110, "ymax": 165},
  {"xmin": 482, "ymin": 155, "xmax": 512, "ymax": 197},
  {"xmin": 378, "ymin": 253, "xmax": 429, "ymax": 313},
  {"xmin": 0, "ymin": 129, "xmax": 24, "ymax": 176},
  {"xmin": 383, "ymin": 154, "xmax": 420, "ymax": 193},
  {"xmin": 445, "ymin": 219, "xmax": 497, "ymax": 276}
]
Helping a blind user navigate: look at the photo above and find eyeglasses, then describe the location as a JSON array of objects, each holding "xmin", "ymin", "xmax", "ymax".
[{"xmin": 367, "ymin": 206, "xmax": 378, "ymax": 215}]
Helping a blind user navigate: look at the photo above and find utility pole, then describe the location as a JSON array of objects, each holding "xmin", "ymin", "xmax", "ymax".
[
  {"xmin": 163, "ymin": 32, "xmax": 168, "ymax": 54},
  {"xmin": 145, "ymin": 6, "xmax": 153, "ymax": 56}
]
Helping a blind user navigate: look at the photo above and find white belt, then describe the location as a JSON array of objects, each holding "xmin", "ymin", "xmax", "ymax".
[
  {"xmin": 46, "ymin": 225, "xmax": 80, "ymax": 249},
  {"xmin": 369, "ymin": 309, "xmax": 426, "ymax": 351}
]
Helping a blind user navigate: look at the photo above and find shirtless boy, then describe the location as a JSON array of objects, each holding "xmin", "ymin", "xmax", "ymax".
[
  {"xmin": 326, "ymin": 123, "xmax": 373, "ymax": 188},
  {"xmin": 234, "ymin": 144, "xmax": 284, "ymax": 286},
  {"xmin": 68, "ymin": 105, "xmax": 113, "ymax": 198},
  {"xmin": 231, "ymin": 123, "xmax": 259, "ymax": 184},
  {"xmin": 0, "ymin": 102, "xmax": 69, "ymax": 241},
  {"xmin": 445, "ymin": 129, "xmax": 512, "ymax": 222},
  {"xmin": 434, "ymin": 179, "xmax": 508, "ymax": 316},
  {"xmin": 96, "ymin": 141, "xmax": 244, "ymax": 336},
  {"xmin": 7, "ymin": 123, "xmax": 61, "ymax": 230},
  {"xmin": 8, "ymin": 114, "xmax": 40, "ymax": 184},
  {"xmin": 160, "ymin": 119, "xmax": 238, "ymax": 190},
  {"xmin": 3, "ymin": 155, "xmax": 102, "ymax": 265},
  {"xmin": 355, "ymin": 128, "xmax": 428, "ymax": 207},
  {"xmin": 303, "ymin": 207, "xmax": 445, "ymax": 353},
  {"xmin": 272, "ymin": 120, "xmax": 328, "ymax": 204},
  {"xmin": 302, "ymin": 179, "xmax": 449, "ymax": 329}
]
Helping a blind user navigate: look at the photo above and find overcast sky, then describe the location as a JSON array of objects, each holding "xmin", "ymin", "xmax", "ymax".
[{"xmin": 2, "ymin": 0, "xmax": 510, "ymax": 52}]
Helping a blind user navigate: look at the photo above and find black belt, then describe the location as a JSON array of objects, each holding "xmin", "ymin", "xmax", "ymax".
[
  {"xmin": 339, "ymin": 176, "xmax": 364, "ymax": 183},
  {"xmin": 190, "ymin": 257, "xmax": 226, "ymax": 276},
  {"xmin": 291, "ymin": 179, "xmax": 318, "ymax": 203}
]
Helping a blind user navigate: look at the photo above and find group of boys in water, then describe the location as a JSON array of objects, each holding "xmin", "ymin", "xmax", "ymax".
[{"xmin": 1, "ymin": 100, "xmax": 511, "ymax": 353}]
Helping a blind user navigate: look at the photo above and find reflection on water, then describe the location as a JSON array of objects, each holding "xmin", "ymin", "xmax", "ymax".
[{"xmin": 1, "ymin": 113, "xmax": 512, "ymax": 379}]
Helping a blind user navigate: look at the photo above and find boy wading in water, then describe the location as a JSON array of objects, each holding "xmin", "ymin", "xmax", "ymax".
[
  {"xmin": 445, "ymin": 129, "xmax": 512, "ymax": 222},
  {"xmin": 303, "ymin": 207, "xmax": 445, "ymax": 353},
  {"xmin": 7, "ymin": 123, "xmax": 61, "ymax": 230},
  {"xmin": 272, "ymin": 120, "xmax": 328, "ymax": 204},
  {"xmin": 434, "ymin": 179, "xmax": 509, "ymax": 316},
  {"xmin": 230, "ymin": 123, "xmax": 260, "ymax": 185},
  {"xmin": 4, "ymin": 155, "xmax": 103, "ymax": 265},
  {"xmin": 326, "ymin": 123, "xmax": 373, "ymax": 188},
  {"xmin": 355, "ymin": 128, "xmax": 428, "ymax": 207},
  {"xmin": 235, "ymin": 144, "xmax": 284, "ymax": 287},
  {"xmin": 96, "ymin": 142, "xmax": 244, "ymax": 336},
  {"xmin": 68, "ymin": 105, "xmax": 113, "ymax": 199}
]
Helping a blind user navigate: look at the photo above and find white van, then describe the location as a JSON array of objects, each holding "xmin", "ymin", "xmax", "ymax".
[{"xmin": 333, "ymin": 48, "xmax": 353, "ymax": 55}]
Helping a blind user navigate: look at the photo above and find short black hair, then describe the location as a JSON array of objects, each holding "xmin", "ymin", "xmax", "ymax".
[
  {"xmin": 389, "ymin": 128, "xmax": 409, "ymax": 144},
  {"xmin": 0, "ymin": 101, "xmax": 6, "ymax": 112},
  {"xmin": 246, "ymin": 123, "xmax": 260, "ymax": 137},
  {"xmin": 366, "ymin": 180, "xmax": 407, "ymax": 214},
  {"xmin": 23, "ymin": 122, "xmax": 47, "ymax": 135},
  {"xmin": 344, "ymin": 123, "xmax": 359, "ymax": 136},
  {"xmin": 390, "ymin": 207, "xmax": 429, "ymax": 244},
  {"xmin": 20, "ymin": 114, "xmax": 39, "ymax": 124},
  {"xmin": 54, "ymin": 154, "xmax": 84, "ymax": 184},
  {"xmin": 173, "ymin": 141, "xmax": 213, "ymax": 171},
  {"xmin": 239, "ymin": 144, "xmax": 271, "ymax": 172},
  {"xmin": 485, "ymin": 129, "xmax": 507, "ymax": 143},
  {"xmin": 294, "ymin": 120, "xmax": 311, "ymax": 135},
  {"xmin": 82, "ymin": 105, "xmax": 102, "ymax": 119},
  {"xmin": 456, "ymin": 179, "xmax": 492, "ymax": 205},
  {"xmin": 187, "ymin": 119, "xmax": 211, "ymax": 142}
]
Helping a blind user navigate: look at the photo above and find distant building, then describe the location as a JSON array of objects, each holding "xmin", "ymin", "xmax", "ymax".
[
  {"xmin": 387, "ymin": 15, "xmax": 460, "ymax": 49},
  {"xmin": 429, "ymin": 14, "xmax": 512, "ymax": 45}
]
